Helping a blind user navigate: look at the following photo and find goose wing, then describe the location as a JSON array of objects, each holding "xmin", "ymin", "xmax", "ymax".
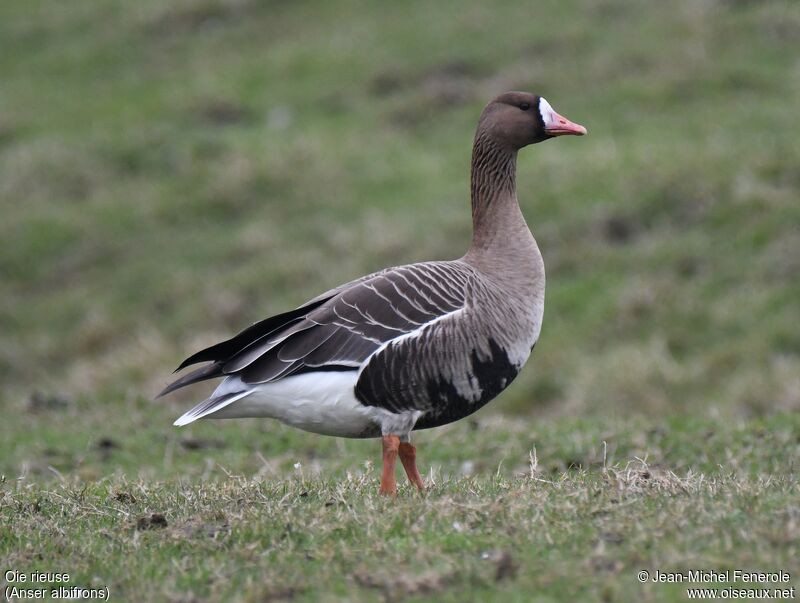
[{"xmin": 158, "ymin": 261, "xmax": 473, "ymax": 397}]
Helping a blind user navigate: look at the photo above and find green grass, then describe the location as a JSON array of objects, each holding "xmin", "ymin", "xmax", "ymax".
[
  {"xmin": 1, "ymin": 0, "xmax": 799, "ymax": 600},
  {"xmin": 3, "ymin": 413, "xmax": 799, "ymax": 602},
  {"xmin": 2, "ymin": 0, "xmax": 798, "ymax": 416}
]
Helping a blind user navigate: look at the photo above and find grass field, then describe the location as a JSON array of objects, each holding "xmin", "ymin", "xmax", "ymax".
[
  {"xmin": 3, "ymin": 412, "xmax": 799, "ymax": 602},
  {"xmin": 1, "ymin": 0, "xmax": 799, "ymax": 601}
]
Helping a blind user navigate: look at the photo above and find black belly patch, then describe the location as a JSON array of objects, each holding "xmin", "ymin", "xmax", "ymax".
[
  {"xmin": 415, "ymin": 338, "xmax": 520, "ymax": 430},
  {"xmin": 355, "ymin": 336, "xmax": 521, "ymax": 430}
]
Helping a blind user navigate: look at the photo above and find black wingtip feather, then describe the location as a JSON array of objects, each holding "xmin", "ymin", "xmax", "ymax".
[
  {"xmin": 172, "ymin": 296, "xmax": 335, "ymax": 371},
  {"xmin": 175, "ymin": 351, "xmax": 211, "ymax": 372},
  {"xmin": 156, "ymin": 362, "xmax": 223, "ymax": 398}
]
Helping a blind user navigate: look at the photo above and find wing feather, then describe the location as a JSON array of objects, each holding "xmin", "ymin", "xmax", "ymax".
[{"xmin": 159, "ymin": 261, "xmax": 473, "ymax": 396}]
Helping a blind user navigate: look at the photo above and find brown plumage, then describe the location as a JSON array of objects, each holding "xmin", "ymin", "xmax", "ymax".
[{"xmin": 159, "ymin": 91, "xmax": 586, "ymax": 495}]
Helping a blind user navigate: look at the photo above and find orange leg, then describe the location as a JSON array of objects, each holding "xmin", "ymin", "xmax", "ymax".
[
  {"xmin": 399, "ymin": 442, "xmax": 425, "ymax": 491},
  {"xmin": 380, "ymin": 435, "xmax": 400, "ymax": 496}
]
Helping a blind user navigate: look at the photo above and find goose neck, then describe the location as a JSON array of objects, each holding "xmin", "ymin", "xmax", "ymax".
[{"xmin": 468, "ymin": 133, "xmax": 532, "ymax": 255}]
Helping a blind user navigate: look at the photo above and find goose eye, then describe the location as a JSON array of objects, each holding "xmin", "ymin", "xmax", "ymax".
[{"xmin": 519, "ymin": 102, "xmax": 530, "ymax": 111}]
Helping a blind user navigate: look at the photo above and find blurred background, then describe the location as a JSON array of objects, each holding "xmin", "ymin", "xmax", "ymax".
[{"xmin": 1, "ymin": 0, "xmax": 798, "ymax": 478}]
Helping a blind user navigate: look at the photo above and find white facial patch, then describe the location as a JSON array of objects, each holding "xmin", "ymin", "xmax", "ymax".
[{"xmin": 538, "ymin": 97, "xmax": 558, "ymax": 129}]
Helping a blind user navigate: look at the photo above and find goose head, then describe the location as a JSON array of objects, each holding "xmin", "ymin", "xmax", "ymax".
[{"xmin": 477, "ymin": 91, "xmax": 587, "ymax": 150}]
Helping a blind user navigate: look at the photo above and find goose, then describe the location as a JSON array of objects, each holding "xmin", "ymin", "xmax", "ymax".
[{"xmin": 159, "ymin": 91, "xmax": 586, "ymax": 495}]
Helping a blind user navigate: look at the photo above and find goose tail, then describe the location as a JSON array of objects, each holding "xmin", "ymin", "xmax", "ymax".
[{"xmin": 173, "ymin": 389, "xmax": 254, "ymax": 426}]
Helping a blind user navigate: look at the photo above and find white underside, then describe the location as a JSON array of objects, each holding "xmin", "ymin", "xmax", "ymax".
[{"xmin": 173, "ymin": 372, "xmax": 422, "ymax": 439}]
